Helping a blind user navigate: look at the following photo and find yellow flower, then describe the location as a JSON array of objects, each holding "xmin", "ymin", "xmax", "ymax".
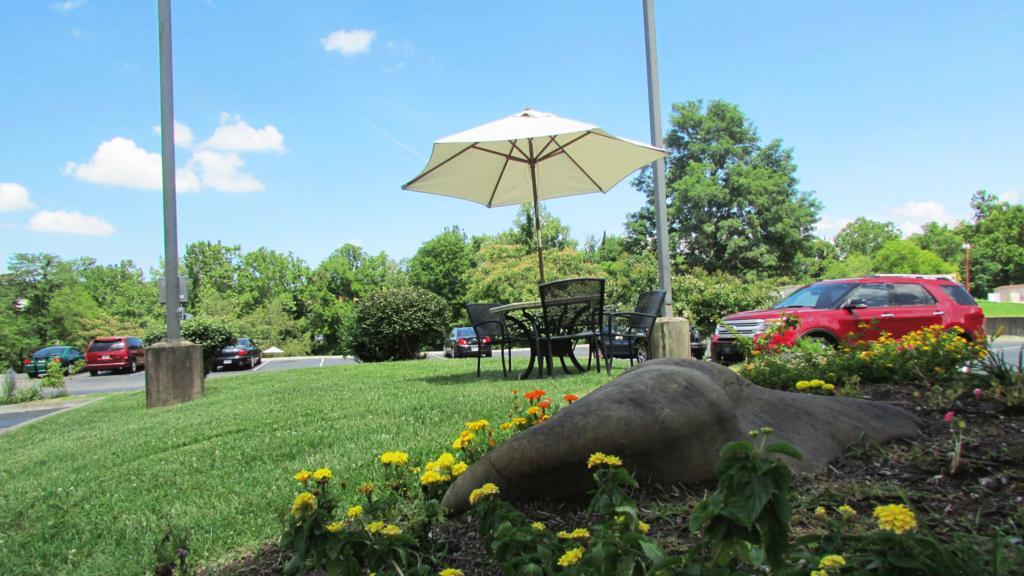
[
  {"xmin": 587, "ymin": 452, "xmax": 623, "ymax": 469},
  {"xmin": 420, "ymin": 469, "xmax": 450, "ymax": 485},
  {"xmin": 290, "ymin": 492, "xmax": 317, "ymax": 517},
  {"xmin": 526, "ymin": 406, "xmax": 541, "ymax": 416},
  {"xmin": 379, "ymin": 451, "xmax": 410, "ymax": 467},
  {"xmin": 811, "ymin": 571, "xmax": 827, "ymax": 576},
  {"xmin": 347, "ymin": 505, "xmax": 363, "ymax": 519},
  {"xmin": 838, "ymin": 505, "xmax": 857, "ymax": 519},
  {"xmin": 293, "ymin": 470, "xmax": 312, "ymax": 483},
  {"xmin": 366, "ymin": 521, "xmax": 386, "ymax": 534},
  {"xmin": 452, "ymin": 430, "xmax": 475, "ymax": 450},
  {"xmin": 557, "ymin": 546, "xmax": 585, "ymax": 567},
  {"xmin": 465, "ymin": 419, "xmax": 489, "ymax": 431},
  {"xmin": 638, "ymin": 521, "xmax": 650, "ymax": 534},
  {"xmin": 468, "ymin": 482, "xmax": 500, "ymax": 505},
  {"xmin": 326, "ymin": 520, "xmax": 346, "ymax": 533},
  {"xmin": 439, "ymin": 570, "xmax": 464, "ymax": 576},
  {"xmin": 822, "ymin": 383, "xmax": 836, "ymax": 393},
  {"xmin": 451, "ymin": 461, "xmax": 468, "ymax": 477},
  {"xmin": 499, "ymin": 421, "xmax": 514, "ymax": 431},
  {"xmin": 380, "ymin": 524, "xmax": 402, "ymax": 536},
  {"xmin": 556, "ymin": 527, "xmax": 591, "ymax": 540},
  {"xmin": 873, "ymin": 503, "xmax": 917, "ymax": 534},
  {"xmin": 312, "ymin": 468, "xmax": 333, "ymax": 484},
  {"xmin": 814, "ymin": 506, "xmax": 828, "ymax": 518},
  {"xmin": 531, "ymin": 521, "xmax": 546, "ymax": 531},
  {"xmin": 819, "ymin": 554, "xmax": 846, "ymax": 569},
  {"xmin": 436, "ymin": 452, "xmax": 457, "ymax": 467}
]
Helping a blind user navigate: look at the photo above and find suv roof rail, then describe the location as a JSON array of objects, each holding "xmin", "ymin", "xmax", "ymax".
[{"xmin": 867, "ymin": 273, "xmax": 957, "ymax": 281}]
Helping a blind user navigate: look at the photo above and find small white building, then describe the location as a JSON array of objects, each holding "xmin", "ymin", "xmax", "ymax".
[{"xmin": 988, "ymin": 284, "xmax": 1024, "ymax": 303}]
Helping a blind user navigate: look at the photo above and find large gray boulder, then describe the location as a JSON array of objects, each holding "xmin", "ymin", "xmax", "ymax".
[{"xmin": 442, "ymin": 358, "xmax": 918, "ymax": 514}]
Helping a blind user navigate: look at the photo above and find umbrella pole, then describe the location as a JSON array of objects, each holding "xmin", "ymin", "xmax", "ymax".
[{"xmin": 529, "ymin": 155, "xmax": 545, "ymax": 283}]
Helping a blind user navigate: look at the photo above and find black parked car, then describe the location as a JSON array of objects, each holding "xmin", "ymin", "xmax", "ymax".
[
  {"xmin": 23, "ymin": 346, "xmax": 84, "ymax": 378},
  {"xmin": 601, "ymin": 326, "xmax": 705, "ymax": 362},
  {"xmin": 443, "ymin": 327, "xmax": 492, "ymax": 358},
  {"xmin": 214, "ymin": 338, "xmax": 262, "ymax": 370}
]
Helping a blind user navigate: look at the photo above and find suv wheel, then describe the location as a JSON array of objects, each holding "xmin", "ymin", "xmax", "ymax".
[
  {"xmin": 636, "ymin": 346, "xmax": 647, "ymax": 363},
  {"xmin": 127, "ymin": 358, "xmax": 137, "ymax": 373}
]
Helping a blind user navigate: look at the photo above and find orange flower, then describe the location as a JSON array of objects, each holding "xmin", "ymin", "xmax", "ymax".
[
  {"xmin": 524, "ymin": 388, "xmax": 547, "ymax": 401},
  {"xmin": 563, "ymin": 394, "xmax": 578, "ymax": 403},
  {"xmin": 538, "ymin": 400, "xmax": 550, "ymax": 410}
]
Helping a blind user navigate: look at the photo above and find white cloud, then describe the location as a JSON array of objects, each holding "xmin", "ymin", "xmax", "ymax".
[
  {"xmin": 28, "ymin": 210, "xmax": 115, "ymax": 236},
  {"xmin": 814, "ymin": 214, "xmax": 851, "ymax": 239},
  {"xmin": 998, "ymin": 189, "xmax": 1021, "ymax": 204},
  {"xmin": 203, "ymin": 113, "xmax": 284, "ymax": 153},
  {"xmin": 321, "ymin": 28, "xmax": 376, "ymax": 55},
  {"xmin": 189, "ymin": 150, "xmax": 264, "ymax": 193},
  {"xmin": 0, "ymin": 183, "xmax": 34, "ymax": 212},
  {"xmin": 890, "ymin": 200, "xmax": 960, "ymax": 236},
  {"xmin": 153, "ymin": 121, "xmax": 195, "ymax": 148},
  {"xmin": 65, "ymin": 137, "xmax": 199, "ymax": 192},
  {"xmin": 51, "ymin": 0, "xmax": 85, "ymax": 11}
]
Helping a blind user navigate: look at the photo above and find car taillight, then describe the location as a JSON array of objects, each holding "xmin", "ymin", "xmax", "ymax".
[
  {"xmin": 457, "ymin": 338, "xmax": 468, "ymax": 346},
  {"xmin": 482, "ymin": 337, "xmax": 492, "ymax": 344},
  {"xmin": 238, "ymin": 349, "xmax": 248, "ymax": 356},
  {"xmin": 23, "ymin": 358, "xmax": 30, "ymax": 365}
]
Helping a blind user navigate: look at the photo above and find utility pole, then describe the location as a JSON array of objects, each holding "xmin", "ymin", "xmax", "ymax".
[
  {"xmin": 158, "ymin": 0, "xmax": 180, "ymax": 341},
  {"xmin": 642, "ymin": 0, "xmax": 673, "ymax": 317}
]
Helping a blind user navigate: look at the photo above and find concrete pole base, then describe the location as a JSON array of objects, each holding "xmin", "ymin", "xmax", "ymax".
[
  {"xmin": 145, "ymin": 341, "xmax": 204, "ymax": 408},
  {"xmin": 650, "ymin": 316, "xmax": 691, "ymax": 359}
]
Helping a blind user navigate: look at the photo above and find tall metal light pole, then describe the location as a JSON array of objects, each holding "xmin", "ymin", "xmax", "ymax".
[
  {"xmin": 642, "ymin": 0, "xmax": 673, "ymax": 317},
  {"xmin": 158, "ymin": 0, "xmax": 181, "ymax": 341},
  {"xmin": 963, "ymin": 242, "xmax": 972, "ymax": 294}
]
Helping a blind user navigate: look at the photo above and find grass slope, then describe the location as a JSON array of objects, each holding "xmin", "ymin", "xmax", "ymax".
[
  {"xmin": 0, "ymin": 359, "xmax": 616, "ymax": 576},
  {"xmin": 980, "ymin": 299, "xmax": 1024, "ymax": 317}
]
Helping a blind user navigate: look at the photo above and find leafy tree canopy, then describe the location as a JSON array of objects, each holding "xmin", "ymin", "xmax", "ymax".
[
  {"xmin": 964, "ymin": 190, "xmax": 1024, "ymax": 295},
  {"xmin": 834, "ymin": 217, "xmax": 900, "ymax": 259},
  {"xmin": 626, "ymin": 100, "xmax": 821, "ymax": 278}
]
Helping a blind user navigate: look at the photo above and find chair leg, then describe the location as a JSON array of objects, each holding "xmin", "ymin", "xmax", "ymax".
[
  {"xmin": 628, "ymin": 338, "xmax": 635, "ymax": 367},
  {"xmin": 545, "ymin": 341, "xmax": 555, "ymax": 377},
  {"xmin": 500, "ymin": 343, "xmax": 507, "ymax": 378}
]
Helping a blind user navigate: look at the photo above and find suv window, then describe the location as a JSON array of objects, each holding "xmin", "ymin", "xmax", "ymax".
[
  {"xmin": 891, "ymin": 284, "xmax": 937, "ymax": 306},
  {"xmin": 938, "ymin": 284, "xmax": 977, "ymax": 306},
  {"xmin": 846, "ymin": 283, "xmax": 889, "ymax": 307},
  {"xmin": 456, "ymin": 328, "xmax": 476, "ymax": 338},
  {"xmin": 774, "ymin": 282, "xmax": 857, "ymax": 309},
  {"xmin": 89, "ymin": 339, "xmax": 125, "ymax": 352}
]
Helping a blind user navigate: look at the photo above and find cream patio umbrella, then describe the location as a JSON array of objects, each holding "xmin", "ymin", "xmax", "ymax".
[{"xmin": 402, "ymin": 108, "xmax": 666, "ymax": 282}]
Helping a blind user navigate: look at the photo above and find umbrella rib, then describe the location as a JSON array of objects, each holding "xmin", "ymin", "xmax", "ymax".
[
  {"xmin": 535, "ymin": 135, "xmax": 557, "ymax": 159},
  {"xmin": 510, "ymin": 140, "xmax": 533, "ymax": 162},
  {"xmin": 553, "ymin": 138, "xmax": 605, "ymax": 191},
  {"xmin": 536, "ymin": 131, "xmax": 592, "ymax": 163},
  {"xmin": 486, "ymin": 145, "xmax": 513, "ymax": 207},
  {"xmin": 469, "ymin": 143, "xmax": 529, "ymax": 163},
  {"xmin": 402, "ymin": 143, "xmax": 477, "ymax": 188}
]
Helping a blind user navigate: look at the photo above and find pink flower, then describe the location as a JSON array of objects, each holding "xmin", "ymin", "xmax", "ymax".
[
  {"xmin": 943, "ymin": 411, "xmax": 955, "ymax": 423},
  {"xmin": 973, "ymin": 388, "xmax": 983, "ymax": 398}
]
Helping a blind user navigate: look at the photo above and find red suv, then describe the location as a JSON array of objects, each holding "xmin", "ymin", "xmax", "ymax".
[
  {"xmin": 85, "ymin": 336, "xmax": 147, "ymax": 376},
  {"xmin": 711, "ymin": 275, "xmax": 984, "ymax": 363}
]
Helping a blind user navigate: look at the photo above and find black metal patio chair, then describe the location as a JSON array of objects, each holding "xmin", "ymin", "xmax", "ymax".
[
  {"xmin": 537, "ymin": 278, "xmax": 606, "ymax": 376},
  {"xmin": 603, "ymin": 290, "xmax": 666, "ymax": 373},
  {"xmin": 465, "ymin": 303, "xmax": 518, "ymax": 378}
]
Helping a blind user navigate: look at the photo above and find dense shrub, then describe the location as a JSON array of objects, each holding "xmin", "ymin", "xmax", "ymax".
[
  {"xmin": 355, "ymin": 287, "xmax": 449, "ymax": 361},
  {"xmin": 144, "ymin": 316, "xmax": 236, "ymax": 372},
  {"xmin": 672, "ymin": 270, "xmax": 781, "ymax": 336}
]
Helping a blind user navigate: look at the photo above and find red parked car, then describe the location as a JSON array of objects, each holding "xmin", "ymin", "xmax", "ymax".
[
  {"xmin": 711, "ymin": 275, "xmax": 984, "ymax": 363},
  {"xmin": 85, "ymin": 336, "xmax": 147, "ymax": 376}
]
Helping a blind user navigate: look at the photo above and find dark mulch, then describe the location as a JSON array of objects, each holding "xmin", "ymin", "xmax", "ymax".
[{"xmin": 202, "ymin": 386, "xmax": 1024, "ymax": 575}]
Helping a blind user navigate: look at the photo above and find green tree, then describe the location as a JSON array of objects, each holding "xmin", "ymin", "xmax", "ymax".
[
  {"xmin": 963, "ymin": 190, "xmax": 1024, "ymax": 295},
  {"xmin": 235, "ymin": 247, "xmax": 309, "ymax": 314},
  {"xmin": 911, "ymin": 222, "xmax": 966, "ymax": 264},
  {"xmin": 407, "ymin": 227, "xmax": 473, "ymax": 319},
  {"xmin": 872, "ymin": 239, "xmax": 955, "ymax": 275},
  {"xmin": 465, "ymin": 243, "xmax": 602, "ymax": 305},
  {"xmin": 182, "ymin": 241, "xmax": 242, "ymax": 313},
  {"xmin": 626, "ymin": 100, "xmax": 821, "ymax": 277},
  {"xmin": 834, "ymin": 217, "xmax": 900, "ymax": 259},
  {"xmin": 500, "ymin": 204, "xmax": 576, "ymax": 252},
  {"xmin": 354, "ymin": 287, "xmax": 449, "ymax": 361},
  {"xmin": 79, "ymin": 259, "xmax": 162, "ymax": 329}
]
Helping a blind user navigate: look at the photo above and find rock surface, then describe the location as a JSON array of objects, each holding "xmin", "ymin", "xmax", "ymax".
[{"xmin": 442, "ymin": 358, "xmax": 919, "ymax": 514}]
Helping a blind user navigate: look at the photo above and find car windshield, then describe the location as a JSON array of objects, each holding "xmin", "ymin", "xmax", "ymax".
[
  {"xmin": 33, "ymin": 347, "xmax": 63, "ymax": 357},
  {"xmin": 89, "ymin": 340, "xmax": 124, "ymax": 351},
  {"xmin": 772, "ymin": 283, "xmax": 857, "ymax": 310},
  {"xmin": 456, "ymin": 328, "xmax": 476, "ymax": 338}
]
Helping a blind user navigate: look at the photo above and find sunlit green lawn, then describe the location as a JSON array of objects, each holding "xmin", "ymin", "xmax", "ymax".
[
  {"xmin": 0, "ymin": 359, "xmax": 617, "ymax": 576},
  {"xmin": 980, "ymin": 299, "xmax": 1024, "ymax": 317}
]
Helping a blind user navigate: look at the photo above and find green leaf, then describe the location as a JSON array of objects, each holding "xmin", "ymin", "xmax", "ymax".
[{"xmin": 764, "ymin": 441, "xmax": 803, "ymax": 461}]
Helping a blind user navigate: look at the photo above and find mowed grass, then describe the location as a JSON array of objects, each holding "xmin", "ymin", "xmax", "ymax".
[
  {"xmin": 980, "ymin": 299, "xmax": 1024, "ymax": 317},
  {"xmin": 0, "ymin": 358, "xmax": 617, "ymax": 576}
]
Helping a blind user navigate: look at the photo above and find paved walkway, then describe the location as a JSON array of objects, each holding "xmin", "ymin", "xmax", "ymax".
[{"xmin": 0, "ymin": 398, "xmax": 101, "ymax": 435}]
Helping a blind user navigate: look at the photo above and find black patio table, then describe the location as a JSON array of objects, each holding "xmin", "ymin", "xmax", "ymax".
[{"xmin": 490, "ymin": 295, "xmax": 600, "ymax": 379}]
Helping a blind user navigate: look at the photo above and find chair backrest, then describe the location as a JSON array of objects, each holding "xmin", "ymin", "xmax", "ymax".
[
  {"xmin": 465, "ymin": 303, "xmax": 506, "ymax": 340},
  {"xmin": 629, "ymin": 290, "xmax": 666, "ymax": 331},
  {"xmin": 538, "ymin": 278, "xmax": 605, "ymax": 336}
]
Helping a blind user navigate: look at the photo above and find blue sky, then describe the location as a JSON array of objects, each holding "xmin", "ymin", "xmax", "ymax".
[{"xmin": 1, "ymin": 1, "xmax": 1021, "ymax": 274}]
